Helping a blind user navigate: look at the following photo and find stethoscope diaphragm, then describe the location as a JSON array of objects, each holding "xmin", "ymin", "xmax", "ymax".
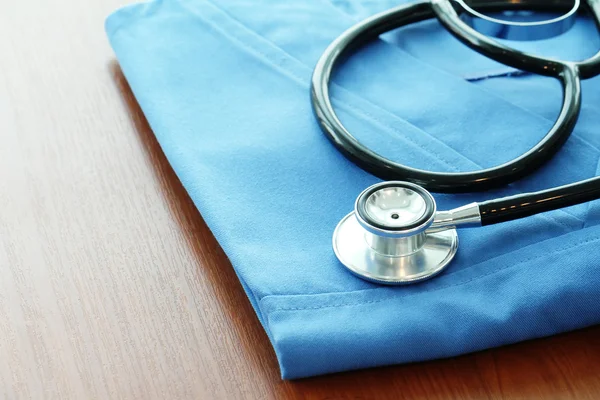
[{"xmin": 333, "ymin": 182, "xmax": 459, "ymax": 285}]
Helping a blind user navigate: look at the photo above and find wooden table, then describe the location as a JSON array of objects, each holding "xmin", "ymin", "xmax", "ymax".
[{"xmin": 1, "ymin": 0, "xmax": 599, "ymax": 398}]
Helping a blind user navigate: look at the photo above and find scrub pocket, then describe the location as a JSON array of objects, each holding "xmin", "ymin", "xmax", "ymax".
[{"xmin": 106, "ymin": 0, "xmax": 600, "ymax": 378}]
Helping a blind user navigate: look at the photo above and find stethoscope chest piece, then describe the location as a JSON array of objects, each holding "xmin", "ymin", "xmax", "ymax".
[
  {"xmin": 333, "ymin": 182, "xmax": 459, "ymax": 285},
  {"xmin": 318, "ymin": 0, "xmax": 600, "ymax": 285}
]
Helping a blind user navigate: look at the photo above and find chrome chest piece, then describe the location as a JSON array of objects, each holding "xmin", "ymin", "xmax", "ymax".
[{"xmin": 333, "ymin": 182, "xmax": 481, "ymax": 285}]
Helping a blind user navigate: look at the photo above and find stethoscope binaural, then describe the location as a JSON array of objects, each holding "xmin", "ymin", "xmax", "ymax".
[{"xmin": 311, "ymin": 0, "xmax": 600, "ymax": 285}]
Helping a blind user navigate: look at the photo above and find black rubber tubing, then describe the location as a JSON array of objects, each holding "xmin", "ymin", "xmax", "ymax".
[{"xmin": 310, "ymin": 0, "xmax": 600, "ymax": 225}]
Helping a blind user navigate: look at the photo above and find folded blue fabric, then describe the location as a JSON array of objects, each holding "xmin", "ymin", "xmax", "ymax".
[{"xmin": 106, "ymin": 0, "xmax": 600, "ymax": 379}]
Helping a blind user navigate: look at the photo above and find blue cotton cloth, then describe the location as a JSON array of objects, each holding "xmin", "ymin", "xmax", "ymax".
[{"xmin": 105, "ymin": 0, "xmax": 600, "ymax": 379}]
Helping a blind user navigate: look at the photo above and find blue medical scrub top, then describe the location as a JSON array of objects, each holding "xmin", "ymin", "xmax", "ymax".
[{"xmin": 106, "ymin": 0, "xmax": 600, "ymax": 379}]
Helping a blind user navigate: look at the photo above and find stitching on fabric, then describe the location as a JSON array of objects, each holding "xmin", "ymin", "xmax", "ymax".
[
  {"xmin": 335, "ymin": 102, "xmax": 466, "ymax": 172},
  {"xmin": 259, "ymin": 205, "xmax": 598, "ymax": 299},
  {"xmin": 170, "ymin": 1, "xmax": 485, "ymax": 173},
  {"xmin": 182, "ymin": 0, "xmax": 600, "ymax": 309},
  {"xmin": 180, "ymin": 0, "xmax": 587, "ymax": 229},
  {"xmin": 110, "ymin": 0, "xmax": 596, "ymax": 296},
  {"xmin": 196, "ymin": 0, "xmax": 485, "ymax": 170},
  {"xmin": 323, "ymin": 0, "xmax": 600, "ymax": 156},
  {"xmin": 466, "ymin": 73, "xmax": 600, "ymax": 156},
  {"xmin": 269, "ymin": 235, "xmax": 600, "ymax": 312},
  {"xmin": 328, "ymin": 0, "xmax": 600, "ymax": 155}
]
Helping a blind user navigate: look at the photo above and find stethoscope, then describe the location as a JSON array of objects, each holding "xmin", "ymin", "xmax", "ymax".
[{"xmin": 311, "ymin": 0, "xmax": 600, "ymax": 285}]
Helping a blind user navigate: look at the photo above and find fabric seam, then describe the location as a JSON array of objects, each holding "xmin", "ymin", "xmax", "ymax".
[
  {"xmin": 106, "ymin": 0, "xmax": 598, "ymax": 302},
  {"xmin": 197, "ymin": 0, "xmax": 600, "ymax": 158},
  {"xmin": 173, "ymin": 0, "xmax": 480, "ymax": 173},
  {"xmin": 175, "ymin": 0, "xmax": 584, "ymax": 228},
  {"xmin": 267, "ymin": 235, "xmax": 600, "ymax": 312}
]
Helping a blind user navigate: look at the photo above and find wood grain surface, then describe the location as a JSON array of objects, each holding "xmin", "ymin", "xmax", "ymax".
[{"xmin": 0, "ymin": 0, "xmax": 599, "ymax": 398}]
